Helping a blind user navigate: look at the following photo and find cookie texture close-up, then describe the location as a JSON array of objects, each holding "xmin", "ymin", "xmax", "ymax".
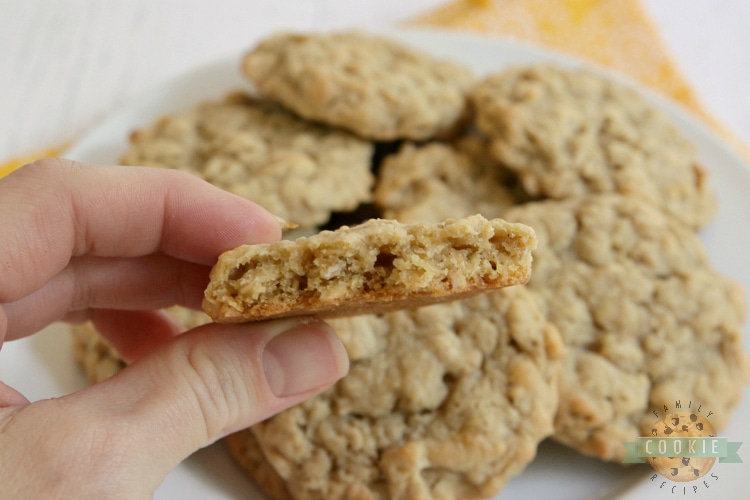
[
  {"xmin": 203, "ymin": 214, "xmax": 537, "ymax": 322},
  {"xmin": 374, "ymin": 138, "xmax": 525, "ymax": 224},
  {"xmin": 471, "ymin": 64, "xmax": 717, "ymax": 229},
  {"xmin": 119, "ymin": 92, "xmax": 374, "ymax": 228},
  {"xmin": 227, "ymin": 286, "xmax": 565, "ymax": 500},
  {"xmin": 242, "ymin": 30, "xmax": 475, "ymax": 141},
  {"xmin": 502, "ymin": 194, "xmax": 749, "ymax": 461}
]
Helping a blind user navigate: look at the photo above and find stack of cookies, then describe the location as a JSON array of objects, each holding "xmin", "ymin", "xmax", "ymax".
[{"xmin": 72, "ymin": 30, "xmax": 749, "ymax": 499}]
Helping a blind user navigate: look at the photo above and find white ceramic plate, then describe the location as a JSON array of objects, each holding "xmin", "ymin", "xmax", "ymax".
[{"xmin": 1, "ymin": 28, "xmax": 748, "ymax": 499}]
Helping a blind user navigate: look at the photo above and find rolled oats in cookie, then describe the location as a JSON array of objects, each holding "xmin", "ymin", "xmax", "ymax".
[
  {"xmin": 471, "ymin": 65, "xmax": 717, "ymax": 229},
  {"xmin": 374, "ymin": 137, "xmax": 525, "ymax": 224},
  {"xmin": 227, "ymin": 286, "xmax": 565, "ymax": 500},
  {"xmin": 502, "ymin": 194, "xmax": 749, "ymax": 461},
  {"xmin": 203, "ymin": 215, "xmax": 537, "ymax": 322},
  {"xmin": 242, "ymin": 31, "xmax": 475, "ymax": 141},
  {"xmin": 120, "ymin": 92, "xmax": 374, "ymax": 228}
]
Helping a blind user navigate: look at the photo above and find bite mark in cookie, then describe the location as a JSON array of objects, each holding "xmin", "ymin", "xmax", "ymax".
[{"xmin": 203, "ymin": 215, "xmax": 536, "ymax": 322}]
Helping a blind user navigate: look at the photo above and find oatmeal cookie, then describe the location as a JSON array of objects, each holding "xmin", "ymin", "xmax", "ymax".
[
  {"xmin": 120, "ymin": 92, "xmax": 374, "ymax": 228},
  {"xmin": 227, "ymin": 286, "xmax": 565, "ymax": 499},
  {"xmin": 471, "ymin": 65, "xmax": 717, "ymax": 229},
  {"xmin": 242, "ymin": 31, "xmax": 474, "ymax": 141},
  {"xmin": 71, "ymin": 322, "xmax": 126, "ymax": 384},
  {"xmin": 374, "ymin": 137, "xmax": 525, "ymax": 224},
  {"xmin": 203, "ymin": 215, "xmax": 537, "ymax": 323},
  {"xmin": 502, "ymin": 194, "xmax": 748, "ymax": 461}
]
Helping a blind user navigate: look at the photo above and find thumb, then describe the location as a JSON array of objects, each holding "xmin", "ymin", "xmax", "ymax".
[{"xmin": 0, "ymin": 317, "xmax": 348, "ymax": 498}]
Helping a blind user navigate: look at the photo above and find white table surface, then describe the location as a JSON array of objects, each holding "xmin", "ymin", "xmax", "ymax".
[{"xmin": 1, "ymin": 1, "xmax": 749, "ymax": 499}]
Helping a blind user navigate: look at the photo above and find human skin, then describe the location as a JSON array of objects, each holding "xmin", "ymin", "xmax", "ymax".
[{"xmin": 0, "ymin": 159, "xmax": 348, "ymax": 498}]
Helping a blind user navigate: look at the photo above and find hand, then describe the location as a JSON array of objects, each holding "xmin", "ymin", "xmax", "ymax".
[{"xmin": 0, "ymin": 159, "xmax": 349, "ymax": 498}]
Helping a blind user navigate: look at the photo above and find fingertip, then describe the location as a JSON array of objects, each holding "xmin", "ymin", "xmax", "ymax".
[
  {"xmin": 161, "ymin": 175, "xmax": 283, "ymax": 264},
  {"xmin": 225, "ymin": 196, "xmax": 284, "ymax": 246},
  {"xmin": 0, "ymin": 381, "xmax": 30, "ymax": 407}
]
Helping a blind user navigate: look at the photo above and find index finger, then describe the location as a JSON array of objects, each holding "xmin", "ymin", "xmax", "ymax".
[{"xmin": 0, "ymin": 159, "xmax": 282, "ymax": 303}]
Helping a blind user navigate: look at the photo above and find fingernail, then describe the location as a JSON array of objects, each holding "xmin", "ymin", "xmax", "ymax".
[
  {"xmin": 262, "ymin": 319, "xmax": 348, "ymax": 398},
  {"xmin": 273, "ymin": 214, "xmax": 299, "ymax": 230}
]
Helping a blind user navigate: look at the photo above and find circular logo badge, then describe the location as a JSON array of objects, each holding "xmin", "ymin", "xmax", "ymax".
[{"xmin": 647, "ymin": 411, "xmax": 717, "ymax": 482}]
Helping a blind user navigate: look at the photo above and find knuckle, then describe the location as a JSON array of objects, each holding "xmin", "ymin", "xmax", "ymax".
[{"xmin": 176, "ymin": 338, "xmax": 252, "ymax": 441}]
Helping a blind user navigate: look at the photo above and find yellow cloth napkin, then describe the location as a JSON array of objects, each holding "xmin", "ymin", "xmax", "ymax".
[
  {"xmin": 0, "ymin": 0, "xmax": 740, "ymax": 178},
  {"xmin": 409, "ymin": 0, "xmax": 736, "ymax": 144}
]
